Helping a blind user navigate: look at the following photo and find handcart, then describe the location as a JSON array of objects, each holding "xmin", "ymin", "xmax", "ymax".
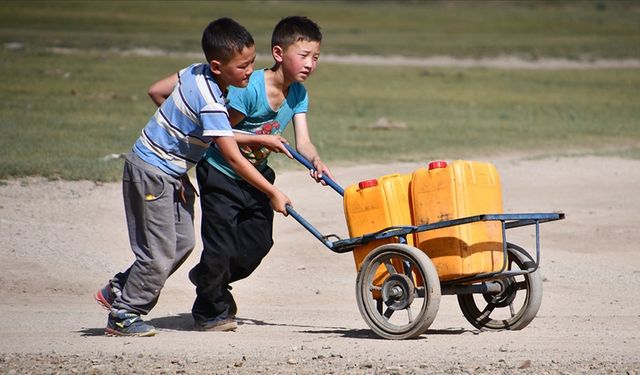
[{"xmin": 282, "ymin": 144, "xmax": 564, "ymax": 340}]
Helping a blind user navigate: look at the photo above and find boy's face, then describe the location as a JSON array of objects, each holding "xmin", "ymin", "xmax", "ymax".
[
  {"xmin": 211, "ymin": 45, "xmax": 256, "ymax": 90},
  {"xmin": 277, "ymin": 40, "xmax": 321, "ymax": 83}
]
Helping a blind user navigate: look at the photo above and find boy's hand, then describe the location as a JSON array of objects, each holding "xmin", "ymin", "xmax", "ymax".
[
  {"xmin": 258, "ymin": 135, "xmax": 293, "ymax": 159},
  {"xmin": 269, "ymin": 189, "xmax": 292, "ymax": 216},
  {"xmin": 310, "ymin": 158, "xmax": 334, "ymax": 185}
]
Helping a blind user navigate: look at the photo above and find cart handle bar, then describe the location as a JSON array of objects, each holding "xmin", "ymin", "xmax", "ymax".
[
  {"xmin": 286, "ymin": 204, "xmax": 335, "ymax": 250},
  {"xmin": 283, "ymin": 143, "xmax": 344, "ymax": 196}
]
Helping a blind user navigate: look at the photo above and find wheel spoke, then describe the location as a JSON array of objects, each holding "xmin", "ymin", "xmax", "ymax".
[
  {"xmin": 406, "ymin": 307, "xmax": 414, "ymax": 323},
  {"xmin": 514, "ymin": 281, "xmax": 528, "ymax": 291},
  {"xmin": 382, "ymin": 258, "xmax": 398, "ymax": 275},
  {"xmin": 403, "ymin": 260, "xmax": 413, "ymax": 277},
  {"xmin": 383, "ymin": 307, "xmax": 394, "ymax": 319},
  {"xmin": 479, "ymin": 303, "xmax": 495, "ymax": 320},
  {"xmin": 509, "ymin": 302, "xmax": 516, "ymax": 317},
  {"xmin": 415, "ymin": 286, "xmax": 425, "ymax": 298}
]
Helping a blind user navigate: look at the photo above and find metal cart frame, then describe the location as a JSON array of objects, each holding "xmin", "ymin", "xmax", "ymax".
[{"xmin": 282, "ymin": 144, "xmax": 564, "ymax": 339}]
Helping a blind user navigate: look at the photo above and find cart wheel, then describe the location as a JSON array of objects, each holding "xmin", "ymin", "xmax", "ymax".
[
  {"xmin": 356, "ymin": 244, "xmax": 441, "ymax": 340},
  {"xmin": 457, "ymin": 243, "xmax": 543, "ymax": 330}
]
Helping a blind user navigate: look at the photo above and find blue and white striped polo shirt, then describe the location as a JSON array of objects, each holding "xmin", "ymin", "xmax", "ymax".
[{"xmin": 132, "ymin": 63, "xmax": 233, "ymax": 177}]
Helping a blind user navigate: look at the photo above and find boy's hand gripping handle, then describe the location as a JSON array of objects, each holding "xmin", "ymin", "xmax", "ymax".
[{"xmin": 282, "ymin": 143, "xmax": 344, "ymax": 196}]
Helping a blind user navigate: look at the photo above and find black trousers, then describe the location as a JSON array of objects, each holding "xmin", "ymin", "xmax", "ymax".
[{"xmin": 191, "ymin": 160, "xmax": 275, "ymax": 323}]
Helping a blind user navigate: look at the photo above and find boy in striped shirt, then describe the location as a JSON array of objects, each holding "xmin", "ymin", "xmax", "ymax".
[{"xmin": 95, "ymin": 18, "xmax": 290, "ymax": 337}]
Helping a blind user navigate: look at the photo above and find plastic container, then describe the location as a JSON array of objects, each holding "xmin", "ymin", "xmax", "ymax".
[
  {"xmin": 343, "ymin": 173, "xmax": 413, "ymax": 273},
  {"xmin": 411, "ymin": 160, "xmax": 504, "ymax": 281}
]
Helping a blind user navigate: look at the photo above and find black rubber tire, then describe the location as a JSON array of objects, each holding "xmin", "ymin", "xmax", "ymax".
[
  {"xmin": 355, "ymin": 244, "xmax": 441, "ymax": 339},
  {"xmin": 457, "ymin": 243, "xmax": 543, "ymax": 330}
]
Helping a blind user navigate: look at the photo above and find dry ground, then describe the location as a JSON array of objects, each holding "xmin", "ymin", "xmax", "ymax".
[{"xmin": 1, "ymin": 155, "xmax": 639, "ymax": 374}]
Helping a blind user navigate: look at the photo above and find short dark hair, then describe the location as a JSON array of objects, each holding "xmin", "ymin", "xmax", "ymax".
[
  {"xmin": 271, "ymin": 16, "xmax": 322, "ymax": 50},
  {"xmin": 202, "ymin": 17, "xmax": 254, "ymax": 63}
]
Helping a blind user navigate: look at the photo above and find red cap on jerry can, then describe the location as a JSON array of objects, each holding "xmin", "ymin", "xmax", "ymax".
[
  {"xmin": 358, "ymin": 179, "xmax": 378, "ymax": 189},
  {"xmin": 428, "ymin": 160, "xmax": 448, "ymax": 170}
]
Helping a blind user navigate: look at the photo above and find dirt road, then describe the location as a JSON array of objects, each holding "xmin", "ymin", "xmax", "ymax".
[{"xmin": 1, "ymin": 155, "xmax": 639, "ymax": 374}]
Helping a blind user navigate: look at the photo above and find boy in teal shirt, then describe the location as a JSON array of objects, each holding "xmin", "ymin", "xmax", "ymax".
[{"xmin": 190, "ymin": 16, "xmax": 332, "ymax": 331}]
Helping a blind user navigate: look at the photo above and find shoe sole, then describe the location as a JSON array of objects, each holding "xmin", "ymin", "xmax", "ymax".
[
  {"xmin": 94, "ymin": 291, "xmax": 112, "ymax": 311},
  {"xmin": 197, "ymin": 320, "xmax": 238, "ymax": 332},
  {"xmin": 105, "ymin": 327, "xmax": 157, "ymax": 337}
]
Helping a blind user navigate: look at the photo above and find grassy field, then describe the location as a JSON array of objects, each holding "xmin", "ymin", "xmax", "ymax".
[
  {"xmin": 1, "ymin": 1, "xmax": 639, "ymax": 181},
  {"xmin": 2, "ymin": 1, "xmax": 639, "ymax": 58}
]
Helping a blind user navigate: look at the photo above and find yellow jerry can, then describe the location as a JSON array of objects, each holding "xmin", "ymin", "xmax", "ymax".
[
  {"xmin": 343, "ymin": 174, "xmax": 413, "ymax": 279},
  {"xmin": 411, "ymin": 160, "xmax": 504, "ymax": 281}
]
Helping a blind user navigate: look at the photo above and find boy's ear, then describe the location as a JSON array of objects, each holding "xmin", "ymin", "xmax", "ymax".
[
  {"xmin": 272, "ymin": 45, "xmax": 284, "ymax": 63},
  {"xmin": 209, "ymin": 59, "xmax": 222, "ymax": 76}
]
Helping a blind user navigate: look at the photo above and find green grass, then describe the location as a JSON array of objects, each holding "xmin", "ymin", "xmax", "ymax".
[
  {"xmin": 1, "ymin": 1, "xmax": 639, "ymax": 59},
  {"xmin": 1, "ymin": 1, "xmax": 639, "ymax": 181},
  {"xmin": 291, "ymin": 63, "xmax": 640, "ymax": 165},
  {"xmin": 0, "ymin": 48, "xmax": 193, "ymax": 181},
  {"xmin": 2, "ymin": 46, "xmax": 638, "ymax": 181}
]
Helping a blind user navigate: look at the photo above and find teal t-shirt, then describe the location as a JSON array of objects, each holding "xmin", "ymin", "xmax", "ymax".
[{"xmin": 204, "ymin": 69, "xmax": 308, "ymax": 179}]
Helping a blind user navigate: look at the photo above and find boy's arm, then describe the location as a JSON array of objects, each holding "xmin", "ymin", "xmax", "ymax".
[
  {"xmin": 215, "ymin": 136, "xmax": 291, "ymax": 214},
  {"xmin": 148, "ymin": 72, "xmax": 178, "ymax": 107},
  {"xmin": 228, "ymin": 108, "xmax": 292, "ymax": 158},
  {"xmin": 292, "ymin": 113, "xmax": 334, "ymax": 182}
]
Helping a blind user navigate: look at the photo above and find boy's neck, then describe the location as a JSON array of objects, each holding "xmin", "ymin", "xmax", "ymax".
[
  {"xmin": 267, "ymin": 64, "xmax": 293, "ymax": 92},
  {"xmin": 208, "ymin": 67, "xmax": 229, "ymax": 94},
  {"xmin": 215, "ymin": 78, "xmax": 229, "ymax": 95}
]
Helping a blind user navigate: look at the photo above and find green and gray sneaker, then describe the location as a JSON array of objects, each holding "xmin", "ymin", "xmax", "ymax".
[{"xmin": 106, "ymin": 311, "xmax": 156, "ymax": 337}]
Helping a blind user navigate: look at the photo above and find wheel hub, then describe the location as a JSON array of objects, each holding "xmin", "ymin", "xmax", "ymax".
[
  {"xmin": 381, "ymin": 274, "xmax": 415, "ymax": 310},
  {"xmin": 485, "ymin": 277, "xmax": 518, "ymax": 307}
]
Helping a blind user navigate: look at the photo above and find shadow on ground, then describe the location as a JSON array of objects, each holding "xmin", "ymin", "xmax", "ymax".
[{"xmin": 78, "ymin": 313, "xmax": 478, "ymax": 338}]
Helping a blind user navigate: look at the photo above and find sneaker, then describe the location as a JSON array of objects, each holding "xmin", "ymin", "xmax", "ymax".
[
  {"xmin": 195, "ymin": 315, "xmax": 237, "ymax": 332},
  {"xmin": 106, "ymin": 311, "xmax": 157, "ymax": 337},
  {"xmin": 94, "ymin": 284, "xmax": 119, "ymax": 311},
  {"xmin": 195, "ymin": 307, "xmax": 237, "ymax": 332},
  {"xmin": 189, "ymin": 268, "xmax": 238, "ymax": 318}
]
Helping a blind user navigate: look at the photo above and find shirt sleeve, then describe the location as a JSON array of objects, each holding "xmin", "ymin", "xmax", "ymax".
[
  {"xmin": 200, "ymin": 102, "xmax": 233, "ymax": 137},
  {"xmin": 178, "ymin": 63, "xmax": 196, "ymax": 80},
  {"xmin": 292, "ymin": 83, "xmax": 309, "ymax": 114},
  {"xmin": 228, "ymin": 84, "xmax": 256, "ymax": 116}
]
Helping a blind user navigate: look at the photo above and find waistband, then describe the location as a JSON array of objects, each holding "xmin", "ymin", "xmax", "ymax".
[{"xmin": 126, "ymin": 151, "xmax": 180, "ymax": 180}]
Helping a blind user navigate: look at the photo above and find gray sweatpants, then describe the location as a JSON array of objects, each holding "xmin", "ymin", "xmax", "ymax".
[{"xmin": 110, "ymin": 152, "xmax": 196, "ymax": 315}]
